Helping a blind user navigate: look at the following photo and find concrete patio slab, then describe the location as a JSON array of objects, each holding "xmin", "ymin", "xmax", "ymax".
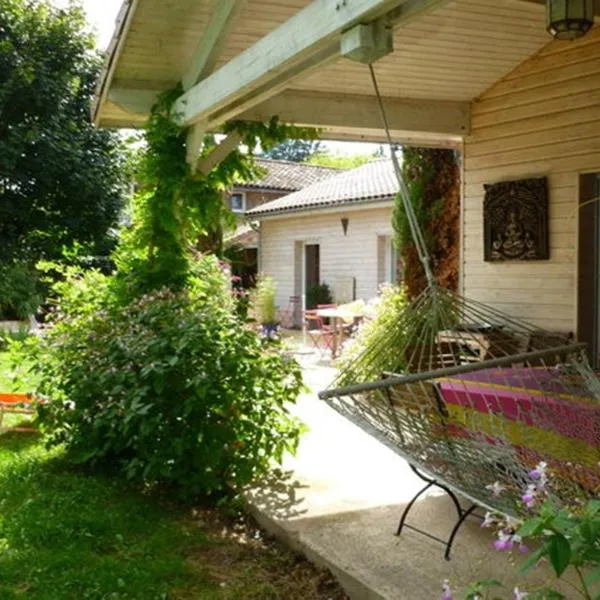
[{"xmin": 246, "ymin": 354, "xmax": 575, "ymax": 600}]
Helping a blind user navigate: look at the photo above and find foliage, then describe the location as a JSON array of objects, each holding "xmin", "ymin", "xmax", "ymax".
[
  {"xmin": 249, "ymin": 274, "xmax": 278, "ymax": 326},
  {"xmin": 446, "ymin": 462, "xmax": 600, "ymax": 600},
  {"xmin": 262, "ymin": 139, "xmax": 322, "ymax": 162},
  {"xmin": 0, "ymin": 0, "xmax": 131, "ymax": 263},
  {"xmin": 393, "ymin": 148, "xmax": 460, "ymax": 298},
  {"xmin": 306, "ymin": 151, "xmax": 376, "ymax": 170},
  {"xmin": 0, "ymin": 262, "xmax": 41, "ymax": 320},
  {"xmin": 337, "ymin": 285, "xmax": 407, "ymax": 385},
  {"xmin": 305, "ymin": 282, "xmax": 333, "ymax": 310},
  {"xmin": 0, "ymin": 436, "xmax": 346, "ymax": 599},
  {"xmin": 25, "ymin": 255, "xmax": 304, "ymax": 497},
  {"xmin": 128, "ymin": 85, "xmax": 318, "ymax": 289}
]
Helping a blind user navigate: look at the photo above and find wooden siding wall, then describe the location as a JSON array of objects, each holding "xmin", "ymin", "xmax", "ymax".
[
  {"xmin": 260, "ymin": 206, "xmax": 393, "ymax": 311},
  {"xmin": 463, "ymin": 26, "xmax": 600, "ymax": 333}
]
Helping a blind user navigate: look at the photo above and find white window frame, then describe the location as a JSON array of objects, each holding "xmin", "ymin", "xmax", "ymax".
[{"xmin": 230, "ymin": 192, "xmax": 246, "ymax": 214}]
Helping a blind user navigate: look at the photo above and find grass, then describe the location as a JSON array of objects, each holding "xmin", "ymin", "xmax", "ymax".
[{"xmin": 0, "ymin": 354, "xmax": 347, "ymax": 600}]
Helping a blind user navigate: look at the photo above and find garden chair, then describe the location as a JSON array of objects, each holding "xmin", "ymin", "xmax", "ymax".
[
  {"xmin": 279, "ymin": 296, "xmax": 300, "ymax": 329},
  {"xmin": 303, "ymin": 310, "xmax": 334, "ymax": 357},
  {"xmin": 0, "ymin": 393, "xmax": 38, "ymax": 433}
]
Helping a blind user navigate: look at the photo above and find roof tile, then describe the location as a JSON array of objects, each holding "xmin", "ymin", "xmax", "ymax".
[
  {"xmin": 238, "ymin": 158, "xmax": 340, "ymax": 192},
  {"xmin": 246, "ymin": 159, "xmax": 397, "ymax": 217}
]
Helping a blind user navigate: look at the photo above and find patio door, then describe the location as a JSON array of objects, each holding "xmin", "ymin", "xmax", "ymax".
[{"xmin": 578, "ymin": 173, "xmax": 600, "ymax": 366}]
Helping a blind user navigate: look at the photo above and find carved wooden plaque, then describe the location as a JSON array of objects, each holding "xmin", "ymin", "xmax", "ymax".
[{"xmin": 483, "ymin": 177, "xmax": 549, "ymax": 262}]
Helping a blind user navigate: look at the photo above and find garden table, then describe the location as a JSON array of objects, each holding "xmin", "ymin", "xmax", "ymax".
[{"xmin": 315, "ymin": 306, "xmax": 364, "ymax": 359}]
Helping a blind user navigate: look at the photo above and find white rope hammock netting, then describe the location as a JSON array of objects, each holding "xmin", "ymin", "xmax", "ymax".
[{"xmin": 319, "ymin": 66, "xmax": 600, "ymax": 514}]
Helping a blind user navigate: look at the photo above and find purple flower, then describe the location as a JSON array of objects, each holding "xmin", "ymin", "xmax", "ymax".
[
  {"xmin": 521, "ymin": 484, "xmax": 536, "ymax": 508},
  {"xmin": 441, "ymin": 579, "xmax": 453, "ymax": 600},
  {"xmin": 494, "ymin": 532, "xmax": 514, "ymax": 551}
]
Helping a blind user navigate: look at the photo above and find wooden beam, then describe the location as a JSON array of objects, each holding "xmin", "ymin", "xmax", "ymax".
[
  {"xmin": 173, "ymin": 0, "xmax": 451, "ymax": 128},
  {"xmin": 236, "ymin": 90, "xmax": 470, "ymax": 137},
  {"xmin": 186, "ymin": 122, "xmax": 208, "ymax": 167},
  {"xmin": 182, "ymin": 0, "xmax": 247, "ymax": 91},
  {"xmin": 195, "ymin": 133, "xmax": 243, "ymax": 175}
]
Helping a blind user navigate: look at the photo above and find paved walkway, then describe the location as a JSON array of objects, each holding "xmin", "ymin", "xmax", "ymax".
[{"xmin": 246, "ymin": 353, "xmax": 573, "ymax": 599}]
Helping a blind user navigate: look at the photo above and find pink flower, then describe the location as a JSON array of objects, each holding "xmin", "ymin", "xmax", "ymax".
[{"xmin": 441, "ymin": 579, "xmax": 453, "ymax": 600}]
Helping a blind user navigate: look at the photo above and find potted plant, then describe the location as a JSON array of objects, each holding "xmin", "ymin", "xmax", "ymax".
[
  {"xmin": 249, "ymin": 275, "xmax": 279, "ymax": 336},
  {"xmin": 0, "ymin": 263, "xmax": 41, "ymax": 334},
  {"xmin": 305, "ymin": 281, "xmax": 333, "ymax": 309}
]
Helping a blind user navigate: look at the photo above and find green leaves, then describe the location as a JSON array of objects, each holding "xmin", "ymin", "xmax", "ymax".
[
  {"xmin": 547, "ymin": 534, "xmax": 571, "ymax": 577},
  {"xmin": 0, "ymin": 0, "xmax": 129, "ymax": 264},
  {"xmin": 29, "ymin": 254, "xmax": 304, "ymax": 498}
]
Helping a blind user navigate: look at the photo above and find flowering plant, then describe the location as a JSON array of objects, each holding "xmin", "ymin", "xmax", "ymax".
[{"xmin": 443, "ymin": 461, "xmax": 600, "ymax": 599}]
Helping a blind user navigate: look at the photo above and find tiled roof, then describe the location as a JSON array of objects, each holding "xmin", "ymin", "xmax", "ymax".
[
  {"xmin": 237, "ymin": 158, "xmax": 340, "ymax": 192},
  {"xmin": 246, "ymin": 159, "xmax": 397, "ymax": 217}
]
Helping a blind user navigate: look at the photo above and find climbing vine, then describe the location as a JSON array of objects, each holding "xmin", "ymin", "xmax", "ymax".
[
  {"xmin": 118, "ymin": 85, "xmax": 318, "ymax": 296},
  {"xmin": 392, "ymin": 147, "xmax": 460, "ymax": 299}
]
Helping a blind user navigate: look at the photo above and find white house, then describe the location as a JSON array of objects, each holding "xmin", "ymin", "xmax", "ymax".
[{"xmin": 246, "ymin": 160, "xmax": 400, "ymax": 316}]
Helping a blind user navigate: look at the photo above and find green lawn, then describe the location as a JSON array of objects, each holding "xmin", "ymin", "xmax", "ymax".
[{"xmin": 0, "ymin": 352, "xmax": 345, "ymax": 600}]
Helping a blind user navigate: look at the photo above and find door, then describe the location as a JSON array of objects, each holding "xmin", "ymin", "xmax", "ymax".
[
  {"xmin": 578, "ymin": 173, "xmax": 600, "ymax": 366},
  {"xmin": 305, "ymin": 244, "xmax": 320, "ymax": 292}
]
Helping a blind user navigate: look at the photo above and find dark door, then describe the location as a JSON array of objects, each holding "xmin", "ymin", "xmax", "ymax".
[
  {"xmin": 578, "ymin": 173, "xmax": 600, "ymax": 366},
  {"xmin": 305, "ymin": 244, "xmax": 320, "ymax": 291}
]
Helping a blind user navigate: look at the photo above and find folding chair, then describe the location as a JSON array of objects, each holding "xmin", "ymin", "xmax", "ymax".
[
  {"xmin": 303, "ymin": 310, "xmax": 335, "ymax": 357},
  {"xmin": 279, "ymin": 296, "xmax": 301, "ymax": 328}
]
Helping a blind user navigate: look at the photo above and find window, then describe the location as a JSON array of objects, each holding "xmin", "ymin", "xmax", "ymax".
[
  {"xmin": 384, "ymin": 236, "xmax": 400, "ymax": 284},
  {"xmin": 230, "ymin": 192, "xmax": 246, "ymax": 213}
]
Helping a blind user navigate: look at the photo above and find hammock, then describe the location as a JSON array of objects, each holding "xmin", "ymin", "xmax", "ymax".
[{"xmin": 319, "ymin": 65, "xmax": 600, "ymax": 526}]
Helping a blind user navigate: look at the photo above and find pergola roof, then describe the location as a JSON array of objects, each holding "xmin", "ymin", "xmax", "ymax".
[{"xmin": 94, "ymin": 0, "xmax": 598, "ymax": 146}]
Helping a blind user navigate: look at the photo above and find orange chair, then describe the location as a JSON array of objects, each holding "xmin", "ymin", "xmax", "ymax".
[{"xmin": 0, "ymin": 393, "xmax": 38, "ymax": 433}]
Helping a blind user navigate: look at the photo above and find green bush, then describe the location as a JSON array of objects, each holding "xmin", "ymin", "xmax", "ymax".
[
  {"xmin": 26, "ymin": 255, "xmax": 304, "ymax": 497},
  {"xmin": 0, "ymin": 262, "xmax": 41, "ymax": 320},
  {"xmin": 305, "ymin": 282, "xmax": 333, "ymax": 309},
  {"xmin": 336, "ymin": 284, "xmax": 407, "ymax": 385},
  {"xmin": 249, "ymin": 274, "xmax": 278, "ymax": 326}
]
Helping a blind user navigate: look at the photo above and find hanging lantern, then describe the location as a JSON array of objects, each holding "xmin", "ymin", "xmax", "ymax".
[{"xmin": 547, "ymin": 0, "xmax": 594, "ymax": 40}]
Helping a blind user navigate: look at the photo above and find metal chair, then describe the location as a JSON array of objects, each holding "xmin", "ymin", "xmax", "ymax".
[
  {"xmin": 279, "ymin": 296, "xmax": 301, "ymax": 328},
  {"xmin": 303, "ymin": 310, "xmax": 334, "ymax": 356}
]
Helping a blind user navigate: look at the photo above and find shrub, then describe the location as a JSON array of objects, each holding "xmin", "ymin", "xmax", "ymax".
[
  {"xmin": 27, "ymin": 255, "xmax": 304, "ymax": 497},
  {"xmin": 0, "ymin": 262, "xmax": 41, "ymax": 320},
  {"xmin": 336, "ymin": 284, "xmax": 407, "ymax": 385},
  {"xmin": 249, "ymin": 275, "xmax": 278, "ymax": 326},
  {"xmin": 305, "ymin": 282, "xmax": 333, "ymax": 309}
]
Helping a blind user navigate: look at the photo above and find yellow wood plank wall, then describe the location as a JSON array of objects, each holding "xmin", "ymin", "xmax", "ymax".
[{"xmin": 463, "ymin": 26, "xmax": 600, "ymax": 333}]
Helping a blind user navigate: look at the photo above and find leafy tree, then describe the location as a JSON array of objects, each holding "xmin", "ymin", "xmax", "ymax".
[
  {"xmin": 0, "ymin": 0, "xmax": 131, "ymax": 263},
  {"xmin": 262, "ymin": 139, "xmax": 321, "ymax": 162},
  {"xmin": 306, "ymin": 151, "xmax": 375, "ymax": 169}
]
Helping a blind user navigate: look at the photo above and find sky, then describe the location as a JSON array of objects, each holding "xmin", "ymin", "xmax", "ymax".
[{"xmin": 55, "ymin": 0, "xmax": 381, "ymax": 155}]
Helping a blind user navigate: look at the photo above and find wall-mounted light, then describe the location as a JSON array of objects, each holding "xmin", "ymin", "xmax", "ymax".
[
  {"xmin": 341, "ymin": 217, "xmax": 349, "ymax": 236},
  {"xmin": 547, "ymin": 0, "xmax": 594, "ymax": 40}
]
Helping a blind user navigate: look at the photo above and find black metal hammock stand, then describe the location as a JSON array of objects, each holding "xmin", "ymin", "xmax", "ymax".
[{"xmin": 318, "ymin": 64, "xmax": 600, "ymax": 560}]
